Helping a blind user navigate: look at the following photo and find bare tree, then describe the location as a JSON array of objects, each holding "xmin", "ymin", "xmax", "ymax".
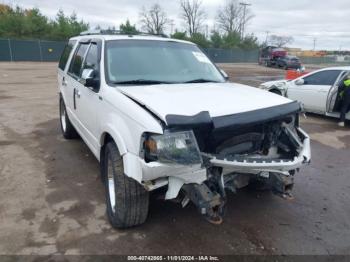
[
  {"xmin": 216, "ymin": 0, "xmax": 241, "ymax": 34},
  {"xmin": 269, "ymin": 35, "xmax": 294, "ymax": 47},
  {"xmin": 139, "ymin": 4, "xmax": 169, "ymax": 34},
  {"xmin": 216, "ymin": 0, "xmax": 253, "ymax": 37},
  {"xmin": 180, "ymin": 0, "xmax": 206, "ymax": 36}
]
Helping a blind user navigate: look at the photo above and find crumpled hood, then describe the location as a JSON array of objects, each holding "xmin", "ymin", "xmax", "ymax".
[
  {"xmin": 117, "ymin": 82, "xmax": 293, "ymax": 123},
  {"xmin": 260, "ymin": 79, "xmax": 288, "ymax": 89}
]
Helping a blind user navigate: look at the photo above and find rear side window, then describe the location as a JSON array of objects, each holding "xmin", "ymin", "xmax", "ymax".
[
  {"xmin": 68, "ymin": 43, "xmax": 89, "ymax": 77},
  {"xmin": 58, "ymin": 40, "xmax": 76, "ymax": 70},
  {"xmin": 303, "ymin": 70, "xmax": 341, "ymax": 86}
]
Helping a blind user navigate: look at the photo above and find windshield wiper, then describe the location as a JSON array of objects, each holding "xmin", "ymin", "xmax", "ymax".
[
  {"xmin": 184, "ymin": 79, "xmax": 220, "ymax": 83},
  {"xmin": 111, "ymin": 79, "xmax": 172, "ymax": 85}
]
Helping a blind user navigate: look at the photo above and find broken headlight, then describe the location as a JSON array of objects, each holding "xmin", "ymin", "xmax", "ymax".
[{"xmin": 143, "ymin": 130, "xmax": 202, "ymax": 165}]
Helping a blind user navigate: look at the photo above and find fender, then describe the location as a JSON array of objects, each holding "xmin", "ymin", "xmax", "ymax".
[
  {"xmin": 99, "ymin": 124, "xmax": 128, "ymax": 157},
  {"xmin": 99, "ymin": 125, "xmax": 143, "ymax": 183}
]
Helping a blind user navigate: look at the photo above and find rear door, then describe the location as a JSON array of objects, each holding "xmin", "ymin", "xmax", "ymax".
[
  {"xmin": 287, "ymin": 70, "xmax": 342, "ymax": 113},
  {"xmin": 58, "ymin": 40, "xmax": 77, "ymax": 110},
  {"xmin": 65, "ymin": 41, "xmax": 90, "ymax": 133}
]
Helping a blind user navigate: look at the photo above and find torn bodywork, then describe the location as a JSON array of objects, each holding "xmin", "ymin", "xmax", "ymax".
[{"xmin": 142, "ymin": 101, "xmax": 311, "ymax": 224}]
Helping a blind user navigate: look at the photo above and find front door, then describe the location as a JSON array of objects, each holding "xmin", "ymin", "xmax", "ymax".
[
  {"xmin": 74, "ymin": 42, "xmax": 101, "ymax": 156},
  {"xmin": 287, "ymin": 70, "xmax": 342, "ymax": 113}
]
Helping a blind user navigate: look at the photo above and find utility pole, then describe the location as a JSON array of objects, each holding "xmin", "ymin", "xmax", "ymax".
[
  {"xmin": 265, "ymin": 31, "xmax": 270, "ymax": 45},
  {"xmin": 239, "ymin": 2, "xmax": 251, "ymax": 39},
  {"xmin": 313, "ymin": 37, "xmax": 317, "ymax": 51},
  {"xmin": 170, "ymin": 20, "xmax": 175, "ymax": 35}
]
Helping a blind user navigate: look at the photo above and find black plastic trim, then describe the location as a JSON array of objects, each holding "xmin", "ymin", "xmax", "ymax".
[
  {"xmin": 212, "ymin": 101, "xmax": 301, "ymax": 130},
  {"xmin": 166, "ymin": 111, "xmax": 213, "ymax": 128},
  {"xmin": 164, "ymin": 101, "xmax": 300, "ymax": 131}
]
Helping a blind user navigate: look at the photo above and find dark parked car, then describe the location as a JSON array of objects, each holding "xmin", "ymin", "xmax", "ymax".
[{"xmin": 277, "ymin": 56, "xmax": 301, "ymax": 70}]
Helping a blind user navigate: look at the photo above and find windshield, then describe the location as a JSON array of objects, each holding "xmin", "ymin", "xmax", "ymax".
[{"xmin": 105, "ymin": 40, "xmax": 225, "ymax": 85}]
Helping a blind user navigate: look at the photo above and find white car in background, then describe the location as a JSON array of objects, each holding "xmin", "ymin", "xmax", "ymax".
[{"xmin": 260, "ymin": 67, "xmax": 350, "ymax": 120}]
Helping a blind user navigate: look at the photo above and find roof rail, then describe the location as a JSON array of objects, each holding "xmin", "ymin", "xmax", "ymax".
[{"xmin": 79, "ymin": 29, "xmax": 168, "ymax": 38}]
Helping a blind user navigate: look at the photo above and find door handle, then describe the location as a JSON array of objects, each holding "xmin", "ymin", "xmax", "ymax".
[
  {"xmin": 76, "ymin": 90, "xmax": 81, "ymax": 98},
  {"xmin": 62, "ymin": 77, "xmax": 67, "ymax": 87}
]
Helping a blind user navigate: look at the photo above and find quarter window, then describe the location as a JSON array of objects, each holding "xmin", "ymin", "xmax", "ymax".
[
  {"xmin": 303, "ymin": 70, "xmax": 341, "ymax": 86},
  {"xmin": 83, "ymin": 43, "xmax": 99, "ymax": 71},
  {"xmin": 68, "ymin": 43, "xmax": 89, "ymax": 77},
  {"xmin": 58, "ymin": 40, "xmax": 76, "ymax": 70}
]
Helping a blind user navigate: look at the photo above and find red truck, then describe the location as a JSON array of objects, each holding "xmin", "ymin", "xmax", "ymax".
[{"xmin": 258, "ymin": 46, "xmax": 288, "ymax": 67}]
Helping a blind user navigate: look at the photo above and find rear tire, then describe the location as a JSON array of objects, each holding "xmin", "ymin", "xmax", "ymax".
[
  {"xmin": 102, "ymin": 141, "xmax": 149, "ymax": 229},
  {"xmin": 59, "ymin": 96, "xmax": 79, "ymax": 139}
]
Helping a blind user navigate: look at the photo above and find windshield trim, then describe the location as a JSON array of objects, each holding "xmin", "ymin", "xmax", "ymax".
[{"xmin": 104, "ymin": 39, "xmax": 226, "ymax": 87}]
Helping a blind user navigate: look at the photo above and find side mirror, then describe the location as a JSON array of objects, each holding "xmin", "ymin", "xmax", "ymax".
[
  {"xmin": 80, "ymin": 68, "xmax": 99, "ymax": 90},
  {"xmin": 220, "ymin": 69, "xmax": 229, "ymax": 80},
  {"xmin": 295, "ymin": 78, "xmax": 304, "ymax": 86}
]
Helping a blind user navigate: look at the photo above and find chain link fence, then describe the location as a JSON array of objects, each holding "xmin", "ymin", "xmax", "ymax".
[
  {"xmin": 298, "ymin": 56, "xmax": 349, "ymax": 65},
  {"xmin": 203, "ymin": 48, "xmax": 350, "ymax": 65},
  {"xmin": 0, "ymin": 38, "xmax": 349, "ymax": 66},
  {"xmin": 203, "ymin": 48, "xmax": 259, "ymax": 63},
  {"xmin": 0, "ymin": 38, "xmax": 66, "ymax": 62}
]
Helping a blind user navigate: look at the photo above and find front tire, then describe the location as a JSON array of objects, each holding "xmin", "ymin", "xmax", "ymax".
[
  {"xmin": 59, "ymin": 96, "xmax": 79, "ymax": 139},
  {"xmin": 103, "ymin": 141, "xmax": 149, "ymax": 228},
  {"xmin": 270, "ymin": 89, "xmax": 282, "ymax": 96}
]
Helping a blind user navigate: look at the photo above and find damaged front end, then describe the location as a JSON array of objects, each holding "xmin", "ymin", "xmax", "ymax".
[{"xmin": 141, "ymin": 101, "xmax": 311, "ymax": 224}]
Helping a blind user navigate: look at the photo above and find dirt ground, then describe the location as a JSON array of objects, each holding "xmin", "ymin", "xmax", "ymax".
[{"xmin": 0, "ymin": 62, "xmax": 350, "ymax": 255}]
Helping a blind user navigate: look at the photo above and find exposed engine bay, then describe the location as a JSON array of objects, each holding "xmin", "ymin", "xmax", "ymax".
[{"xmin": 142, "ymin": 101, "xmax": 311, "ymax": 224}]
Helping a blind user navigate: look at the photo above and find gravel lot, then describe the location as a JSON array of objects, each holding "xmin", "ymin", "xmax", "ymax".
[{"xmin": 0, "ymin": 62, "xmax": 349, "ymax": 255}]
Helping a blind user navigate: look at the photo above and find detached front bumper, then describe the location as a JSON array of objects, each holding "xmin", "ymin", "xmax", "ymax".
[{"xmin": 126, "ymin": 127, "xmax": 310, "ymax": 200}]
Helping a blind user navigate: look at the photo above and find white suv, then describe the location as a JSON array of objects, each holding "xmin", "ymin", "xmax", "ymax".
[{"xmin": 58, "ymin": 31, "xmax": 311, "ymax": 228}]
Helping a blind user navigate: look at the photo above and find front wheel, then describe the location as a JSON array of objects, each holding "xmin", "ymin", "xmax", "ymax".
[
  {"xmin": 270, "ymin": 89, "xmax": 282, "ymax": 96},
  {"xmin": 59, "ymin": 96, "xmax": 79, "ymax": 139},
  {"xmin": 103, "ymin": 141, "xmax": 149, "ymax": 228}
]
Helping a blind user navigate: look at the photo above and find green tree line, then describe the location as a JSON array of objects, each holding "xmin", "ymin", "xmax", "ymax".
[
  {"xmin": 0, "ymin": 3, "xmax": 258, "ymax": 50},
  {"xmin": 0, "ymin": 4, "xmax": 88, "ymax": 41},
  {"xmin": 170, "ymin": 30, "xmax": 258, "ymax": 50}
]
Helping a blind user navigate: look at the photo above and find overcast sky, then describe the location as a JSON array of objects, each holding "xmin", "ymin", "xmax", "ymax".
[{"xmin": 6, "ymin": 0, "xmax": 350, "ymax": 50}]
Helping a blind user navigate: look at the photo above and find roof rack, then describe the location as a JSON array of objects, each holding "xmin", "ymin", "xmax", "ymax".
[{"xmin": 79, "ymin": 29, "xmax": 168, "ymax": 38}]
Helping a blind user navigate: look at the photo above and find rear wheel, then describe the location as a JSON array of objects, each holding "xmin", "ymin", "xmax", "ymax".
[
  {"xmin": 103, "ymin": 141, "xmax": 149, "ymax": 228},
  {"xmin": 59, "ymin": 96, "xmax": 79, "ymax": 139}
]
